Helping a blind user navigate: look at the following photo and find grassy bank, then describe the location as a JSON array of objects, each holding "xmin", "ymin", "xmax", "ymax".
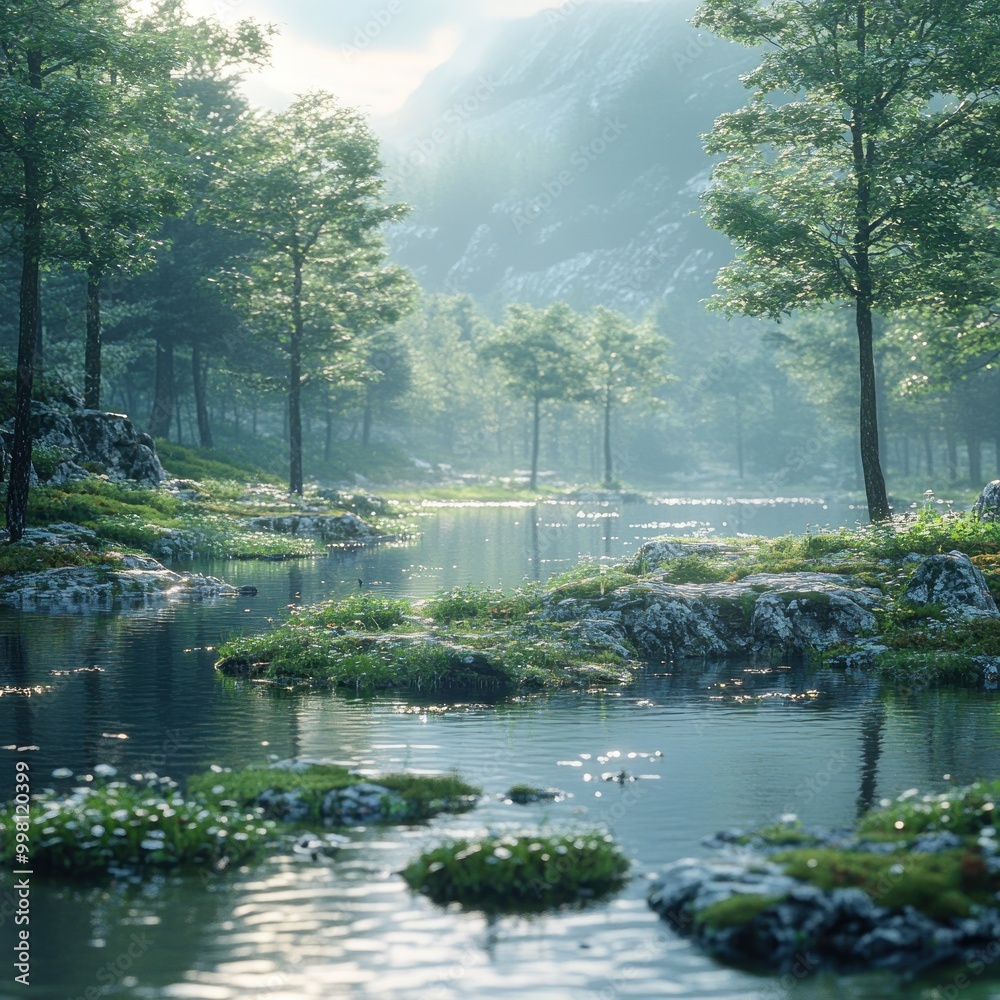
[
  {"xmin": 216, "ymin": 589, "xmax": 632, "ymax": 694},
  {"xmin": 217, "ymin": 503, "xmax": 1000, "ymax": 693}
]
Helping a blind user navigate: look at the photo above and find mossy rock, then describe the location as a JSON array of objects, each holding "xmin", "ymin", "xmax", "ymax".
[{"xmin": 188, "ymin": 763, "xmax": 481, "ymax": 825}]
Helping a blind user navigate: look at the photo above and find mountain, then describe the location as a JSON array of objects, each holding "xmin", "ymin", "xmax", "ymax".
[{"xmin": 378, "ymin": 0, "xmax": 754, "ymax": 317}]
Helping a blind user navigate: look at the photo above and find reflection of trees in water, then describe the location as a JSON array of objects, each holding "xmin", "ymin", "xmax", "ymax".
[
  {"xmin": 0, "ymin": 629, "xmax": 33, "ymax": 748},
  {"xmin": 856, "ymin": 700, "xmax": 886, "ymax": 817}
]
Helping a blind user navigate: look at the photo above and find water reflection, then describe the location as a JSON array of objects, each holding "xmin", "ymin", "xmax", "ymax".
[{"xmin": 1, "ymin": 502, "xmax": 998, "ymax": 1000}]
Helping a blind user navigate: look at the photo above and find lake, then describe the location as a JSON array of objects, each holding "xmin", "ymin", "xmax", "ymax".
[{"xmin": 1, "ymin": 497, "xmax": 996, "ymax": 1000}]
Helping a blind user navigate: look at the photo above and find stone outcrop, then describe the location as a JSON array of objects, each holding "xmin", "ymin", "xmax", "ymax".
[
  {"xmin": 0, "ymin": 532, "xmax": 237, "ymax": 611},
  {"xmin": 973, "ymin": 480, "xmax": 1000, "ymax": 521},
  {"xmin": 246, "ymin": 513, "xmax": 379, "ymax": 542},
  {"xmin": 649, "ymin": 835, "xmax": 1000, "ymax": 976},
  {"xmin": 12, "ymin": 402, "xmax": 165, "ymax": 485},
  {"xmin": 904, "ymin": 551, "xmax": 1000, "ymax": 617},
  {"xmin": 545, "ymin": 573, "xmax": 880, "ymax": 661}
]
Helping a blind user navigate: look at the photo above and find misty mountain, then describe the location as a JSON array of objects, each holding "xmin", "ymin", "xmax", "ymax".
[{"xmin": 378, "ymin": 0, "xmax": 754, "ymax": 317}]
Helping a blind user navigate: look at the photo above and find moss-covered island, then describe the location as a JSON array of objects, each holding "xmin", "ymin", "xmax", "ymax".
[
  {"xmin": 217, "ymin": 504, "xmax": 1000, "ymax": 693},
  {"xmin": 649, "ymin": 779, "xmax": 1000, "ymax": 975},
  {"xmin": 0, "ymin": 762, "xmax": 483, "ymax": 879},
  {"xmin": 402, "ymin": 832, "xmax": 630, "ymax": 912}
]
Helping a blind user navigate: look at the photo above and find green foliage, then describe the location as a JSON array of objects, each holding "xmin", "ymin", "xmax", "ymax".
[
  {"xmin": 402, "ymin": 832, "xmax": 629, "ymax": 912},
  {"xmin": 857, "ymin": 780, "xmax": 1000, "ymax": 841},
  {"xmin": 303, "ymin": 594, "xmax": 411, "ymax": 631},
  {"xmin": 0, "ymin": 540, "xmax": 104, "ymax": 574},
  {"xmin": 425, "ymin": 586, "xmax": 543, "ymax": 622},
  {"xmin": 216, "ymin": 584, "xmax": 632, "ymax": 693},
  {"xmin": 0, "ymin": 776, "xmax": 272, "ymax": 878},
  {"xmin": 154, "ymin": 441, "xmax": 282, "ymax": 485},
  {"xmin": 662, "ymin": 555, "xmax": 732, "ymax": 585},
  {"xmin": 188, "ymin": 763, "xmax": 480, "ymax": 822},
  {"xmin": 695, "ymin": 894, "xmax": 785, "ymax": 931},
  {"xmin": 774, "ymin": 848, "xmax": 991, "ymax": 921}
]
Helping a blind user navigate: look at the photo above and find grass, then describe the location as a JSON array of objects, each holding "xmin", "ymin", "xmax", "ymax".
[
  {"xmin": 695, "ymin": 894, "xmax": 785, "ymax": 931},
  {"xmin": 188, "ymin": 763, "xmax": 481, "ymax": 823},
  {"xmin": 857, "ymin": 779, "xmax": 1000, "ymax": 840},
  {"xmin": 402, "ymin": 832, "xmax": 629, "ymax": 912},
  {"xmin": 215, "ymin": 592, "xmax": 632, "ymax": 694},
  {"xmin": 774, "ymin": 848, "xmax": 993, "ymax": 920},
  {"xmin": 154, "ymin": 441, "xmax": 283, "ymax": 486},
  {"xmin": 0, "ymin": 774, "xmax": 273, "ymax": 878}
]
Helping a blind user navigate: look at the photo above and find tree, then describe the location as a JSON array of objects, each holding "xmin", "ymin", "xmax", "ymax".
[
  {"xmin": 211, "ymin": 92, "xmax": 409, "ymax": 494},
  {"xmin": 481, "ymin": 303, "xmax": 587, "ymax": 490},
  {"xmin": 64, "ymin": 5, "xmax": 271, "ymax": 412},
  {"xmin": 694, "ymin": 0, "xmax": 1000, "ymax": 521},
  {"xmin": 583, "ymin": 306, "xmax": 669, "ymax": 488},
  {"xmin": 0, "ymin": 0, "xmax": 138, "ymax": 541}
]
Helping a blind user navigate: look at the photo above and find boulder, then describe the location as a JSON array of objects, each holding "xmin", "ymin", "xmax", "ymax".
[
  {"xmin": 596, "ymin": 573, "xmax": 879, "ymax": 660},
  {"xmin": 904, "ymin": 551, "xmax": 999, "ymax": 617},
  {"xmin": 25, "ymin": 403, "xmax": 164, "ymax": 485},
  {"xmin": 973, "ymin": 481, "xmax": 1000, "ymax": 521}
]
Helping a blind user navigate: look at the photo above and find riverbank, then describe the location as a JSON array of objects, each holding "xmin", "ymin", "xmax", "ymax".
[{"xmin": 214, "ymin": 501, "xmax": 1000, "ymax": 693}]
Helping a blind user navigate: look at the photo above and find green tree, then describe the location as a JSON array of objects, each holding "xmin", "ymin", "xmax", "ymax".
[
  {"xmin": 583, "ymin": 306, "xmax": 669, "ymax": 488},
  {"xmin": 211, "ymin": 92, "xmax": 410, "ymax": 493},
  {"xmin": 0, "ymin": 0, "xmax": 140, "ymax": 540},
  {"xmin": 481, "ymin": 302, "xmax": 587, "ymax": 490},
  {"xmin": 694, "ymin": 0, "xmax": 1000, "ymax": 521}
]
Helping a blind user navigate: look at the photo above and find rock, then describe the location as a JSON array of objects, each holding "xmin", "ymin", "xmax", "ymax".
[
  {"xmin": 976, "ymin": 656, "xmax": 1000, "ymax": 691},
  {"xmin": 245, "ymin": 512, "xmax": 378, "ymax": 541},
  {"xmin": 0, "ymin": 560, "xmax": 237, "ymax": 612},
  {"xmin": 974, "ymin": 481, "xmax": 1000, "ymax": 521},
  {"xmin": 904, "ymin": 551, "xmax": 999, "ymax": 617},
  {"xmin": 22, "ymin": 403, "xmax": 164, "ymax": 485},
  {"xmin": 627, "ymin": 539, "xmax": 687, "ymax": 571},
  {"xmin": 600, "ymin": 573, "xmax": 879, "ymax": 660},
  {"xmin": 237, "ymin": 586, "xmax": 259, "ymax": 597}
]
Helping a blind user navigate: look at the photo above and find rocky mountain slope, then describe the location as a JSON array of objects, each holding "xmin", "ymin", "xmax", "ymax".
[{"xmin": 379, "ymin": 0, "xmax": 754, "ymax": 316}]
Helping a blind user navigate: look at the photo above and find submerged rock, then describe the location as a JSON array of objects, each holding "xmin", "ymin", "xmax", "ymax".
[{"xmin": 904, "ymin": 551, "xmax": 999, "ymax": 617}]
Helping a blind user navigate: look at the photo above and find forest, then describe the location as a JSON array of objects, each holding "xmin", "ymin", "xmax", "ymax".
[{"xmin": 4, "ymin": 0, "xmax": 1000, "ymax": 535}]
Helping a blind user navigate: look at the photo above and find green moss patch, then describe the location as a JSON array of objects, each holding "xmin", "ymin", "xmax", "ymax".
[
  {"xmin": 216, "ymin": 592, "xmax": 632, "ymax": 695},
  {"xmin": 402, "ymin": 832, "xmax": 629, "ymax": 912},
  {"xmin": 695, "ymin": 893, "xmax": 785, "ymax": 931},
  {"xmin": 188, "ymin": 763, "xmax": 481, "ymax": 823},
  {"xmin": 774, "ymin": 848, "xmax": 994, "ymax": 921},
  {"xmin": 857, "ymin": 779, "xmax": 1000, "ymax": 840},
  {"xmin": 0, "ymin": 776, "xmax": 273, "ymax": 878}
]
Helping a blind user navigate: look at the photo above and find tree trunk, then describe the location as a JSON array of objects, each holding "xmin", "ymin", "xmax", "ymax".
[
  {"xmin": 603, "ymin": 389, "xmax": 613, "ymax": 488},
  {"xmin": 946, "ymin": 430, "xmax": 958, "ymax": 482},
  {"xmin": 84, "ymin": 265, "xmax": 103, "ymax": 409},
  {"xmin": 530, "ymin": 395, "xmax": 541, "ymax": 491},
  {"xmin": 967, "ymin": 433, "xmax": 983, "ymax": 486},
  {"xmin": 324, "ymin": 386, "xmax": 333, "ymax": 463},
  {"xmin": 7, "ymin": 182, "xmax": 41, "ymax": 542},
  {"xmin": 150, "ymin": 336, "xmax": 174, "ymax": 440},
  {"xmin": 924, "ymin": 429, "xmax": 934, "ymax": 478},
  {"xmin": 191, "ymin": 342, "xmax": 213, "ymax": 448},
  {"xmin": 6, "ymin": 50, "xmax": 43, "ymax": 543},
  {"xmin": 362, "ymin": 397, "xmax": 374, "ymax": 448},
  {"xmin": 289, "ymin": 258, "xmax": 304, "ymax": 495},
  {"xmin": 851, "ymin": 6, "xmax": 891, "ymax": 523},
  {"xmin": 734, "ymin": 388, "xmax": 745, "ymax": 481}
]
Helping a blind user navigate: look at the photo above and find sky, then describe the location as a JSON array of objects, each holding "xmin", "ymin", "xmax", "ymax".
[{"xmin": 181, "ymin": 0, "xmax": 572, "ymax": 116}]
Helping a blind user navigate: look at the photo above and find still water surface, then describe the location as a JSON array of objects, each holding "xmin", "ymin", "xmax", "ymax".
[{"xmin": 1, "ymin": 499, "xmax": 997, "ymax": 1000}]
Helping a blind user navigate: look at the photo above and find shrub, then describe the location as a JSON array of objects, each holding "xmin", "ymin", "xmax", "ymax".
[
  {"xmin": 402, "ymin": 832, "xmax": 629, "ymax": 911},
  {"xmin": 0, "ymin": 773, "xmax": 273, "ymax": 877}
]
